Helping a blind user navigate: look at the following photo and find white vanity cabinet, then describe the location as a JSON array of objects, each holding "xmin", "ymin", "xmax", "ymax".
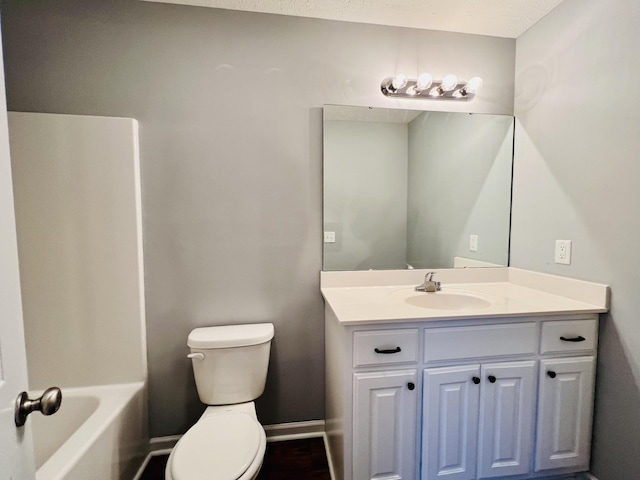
[
  {"xmin": 423, "ymin": 360, "xmax": 537, "ymax": 480},
  {"xmin": 353, "ymin": 369, "xmax": 418, "ymax": 480},
  {"xmin": 535, "ymin": 319, "xmax": 598, "ymax": 473},
  {"xmin": 535, "ymin": 356, "xmax": 595, "ymax": 472},
  {"xmin": 324, "ymin": 312, "xmax": 599, "ymax": 480},
  {"xmin": 350, "ymin": 328, "xmax": 420, "ymax": 480}
]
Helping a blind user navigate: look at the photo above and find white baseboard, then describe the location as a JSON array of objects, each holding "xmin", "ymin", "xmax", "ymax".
[
  {"xmin": 132, "ymin": 458, "xmax": 149, "ymax": 480},
  {"xmin": 146, "ymin": 419, "xmax": 326, "ymax": 455},
  {"xmin": 131, "ymin": 438, "xmax": 178, "ymax": 480},
  {"xmin": 131, "ymin": 449, "xmax": 173, "ymax": 480},
  {"xmin": 323, "ymin": 433, "xmax": 337, "ymax": 480},
  {"xmin": 570, "ymin": 473, "xmax": 598, "ymax": 480},
  {"xmin": 263, "ymin": 419, "xmax": 325, "ymax": 441},
  {"xmin": 149, "ymin": 434, "xmax": 181, "ymax": 452},
  {"xmin": 533, "ymin": 474, "xmax": 596, "ymax": 480}
]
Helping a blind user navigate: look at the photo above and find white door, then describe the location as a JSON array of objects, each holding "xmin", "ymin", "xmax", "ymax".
[
  {"xmin": 422, "ymin": 365, "xmax": 481, "ymax": 480},
  {"xmin": 353, "ymin": 369, "xmax": 418, "ymax": 480},
  {"xmin": 477, "ymin": 361, "xmax": 536, "ymax": 478},
  {"xmin": 0, "ymin": 28, "xmax": 36, "ymax": 479},
  {"xmin": 535, "ymin": 356, "xmax": 595, "ymax": 472}
]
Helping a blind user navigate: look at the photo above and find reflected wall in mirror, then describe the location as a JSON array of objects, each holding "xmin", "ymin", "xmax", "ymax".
[{"xmin": 323, "ymin": 105, "xmax": 514, "ymax": 271}]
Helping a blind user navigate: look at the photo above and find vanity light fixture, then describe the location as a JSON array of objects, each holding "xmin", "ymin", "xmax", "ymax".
[{"xmin": 381, "ymin": 73, "xmax": 483, "ymax": 100}]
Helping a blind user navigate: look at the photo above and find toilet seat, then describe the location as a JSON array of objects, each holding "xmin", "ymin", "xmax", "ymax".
[{"xmin": 170, "ymin": 413, "xmax": 262, "ymax": 480}]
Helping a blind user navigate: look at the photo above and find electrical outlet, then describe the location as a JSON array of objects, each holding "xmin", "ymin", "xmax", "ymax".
[
  {"xmin": 469, "ymin": 234, "xmax": 478, "ymax": 252},
  {"xmin": 324, "ymin": 231, "xmax": 336, "ymax": 243},
  {"xmin": 555, "ymin": 240, "xmax": 572, "ymax": 265}
]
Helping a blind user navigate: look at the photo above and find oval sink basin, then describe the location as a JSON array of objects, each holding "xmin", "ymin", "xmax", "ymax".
[{"xmin": 404, "ymin": 292, "xmax": 491, "ymax": 311}]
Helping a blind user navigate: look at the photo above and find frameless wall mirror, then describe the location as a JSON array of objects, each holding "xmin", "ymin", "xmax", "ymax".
[{"xmin": 323, "ymin": 105, "xmax": 514, "ymax": 271}]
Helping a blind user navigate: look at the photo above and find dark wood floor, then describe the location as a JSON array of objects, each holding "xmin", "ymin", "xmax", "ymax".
[{"xmin": 139, "ymin": 437, "xmax": 331, "ymax": 479}]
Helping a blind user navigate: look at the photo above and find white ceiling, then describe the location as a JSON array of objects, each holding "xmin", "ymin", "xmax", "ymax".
[{"xmin": 142, "ymin": 0, "xmax": 565, "ymax": 38}]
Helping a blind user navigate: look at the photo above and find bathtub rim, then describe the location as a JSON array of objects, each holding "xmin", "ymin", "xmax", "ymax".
[{"xmin": 34, "ymin": 381, "xmax": 145, "ymax": 480}]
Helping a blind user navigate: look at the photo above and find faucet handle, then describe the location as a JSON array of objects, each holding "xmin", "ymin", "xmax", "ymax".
[{"xmin": 415, "ymin": 271, "xmax": 438, "ymax": 291}]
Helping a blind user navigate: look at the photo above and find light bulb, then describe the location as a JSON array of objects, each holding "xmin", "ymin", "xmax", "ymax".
[
  {"xmin": 392, "ymin": 73, "xmax": 408, "ymax": 90},
  {"xmin": 406, "ymin": 85, "xmax": 418, "ymax": 96},
  {"xmin": 464, "ymin": 77, "xmax": 483, "ymax": 94},
  {"xmin": 416, "ymin": 73, "xmax": 433, "ymax": 91},
  {"xmin": 440, "ymin": 74, "xmax": 458, "ymax": 92}
]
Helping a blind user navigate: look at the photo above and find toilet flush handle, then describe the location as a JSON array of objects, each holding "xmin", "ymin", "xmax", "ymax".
[{"xmin": 187, "ymin": 353, "xmax": 205, "ymax": 360}]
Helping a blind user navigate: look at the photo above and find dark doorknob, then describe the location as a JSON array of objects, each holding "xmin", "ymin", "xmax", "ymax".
[
  {"xmin": 15, "ymin": 387, "xmax": 62, "ymax": 427},
  {"xmin": 488, "ymin": 375, "xmax": 497, "ymax": 383}
]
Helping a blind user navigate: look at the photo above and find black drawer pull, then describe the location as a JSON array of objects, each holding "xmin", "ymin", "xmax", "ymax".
[
  {"xmin": 488, "ymin": 375, "xmax": 497, "ymax": 383},
  {"xmin": 560, "ymin": 335, "xmax": 586, "ymax": 342},
  {"xmin": 472, "ymin": 377, "xmax": 480, "ymax": 385},
  {"xmin": 547, "ymin": 371, "xmax": 557, "ymax": 379},
  {"xmin": 374, "ymin": 347, "xmax": 402, "ymax": 354},
  {"xmin": 407, "ymin": 382, "xmax": 415, "ymax": 391}
]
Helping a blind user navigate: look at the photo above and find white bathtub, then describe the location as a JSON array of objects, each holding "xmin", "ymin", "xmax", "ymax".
[{"xmin": 30, "ymin": 382, "xmax": 148, "ymax": 480}]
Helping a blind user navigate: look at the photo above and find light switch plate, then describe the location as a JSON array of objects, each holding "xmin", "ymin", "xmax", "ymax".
[{"xmin": 469, "ymin": 234, "xmax": 478, "ymax": 252}]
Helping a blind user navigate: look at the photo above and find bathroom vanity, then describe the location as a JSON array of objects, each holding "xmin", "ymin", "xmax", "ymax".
[{"xmin": 322, "ymin": 268, "xmax": 609, "ymax": 480}]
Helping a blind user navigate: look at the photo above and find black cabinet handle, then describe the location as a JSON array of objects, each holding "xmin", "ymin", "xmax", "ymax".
[
  {"xmin": 547, "ymin": 371, "xmax": 557, "ymax": 379},
  {"xmin": 560, "ymin": 336, "xmax": 586, "ymax": 342},
  {"xmin": 407, "ymin": 382, "xmax": 415, "ymax": 391},
  {"xmin": 472, "ymin": 377, "xmax": 480, "ymax": 385},
  {"xmin": 374, "ymin": 347, "xmax": 402, "ymax": 354},
  {"xmin": 488, "ymin": 375, "xmax": 497, "ymax": 383}
]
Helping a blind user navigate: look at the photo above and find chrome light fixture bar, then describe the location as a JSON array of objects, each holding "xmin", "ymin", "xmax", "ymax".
[{"xmin": 381, "ymin": 73, "xmax": 483, "ymax": 100}]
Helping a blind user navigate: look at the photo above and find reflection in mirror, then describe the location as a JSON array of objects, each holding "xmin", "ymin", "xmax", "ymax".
[{"xmin": 323, "ymin": 105, "xmax": 514, "ymax": 271}]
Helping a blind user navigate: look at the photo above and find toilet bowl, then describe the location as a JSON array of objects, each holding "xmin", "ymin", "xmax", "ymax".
[
  {"xmin": 165, "ymin": 323, "xmax": 274, "ymax": 480},
  {"xmin": 166, "ymin": 403, "xmax": 266, "ymax": 480}
]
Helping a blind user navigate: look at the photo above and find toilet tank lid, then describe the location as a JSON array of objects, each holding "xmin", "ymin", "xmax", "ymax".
[{"xmin": 188, "ymin": 323, "xmax": 274, "ymax": 349}]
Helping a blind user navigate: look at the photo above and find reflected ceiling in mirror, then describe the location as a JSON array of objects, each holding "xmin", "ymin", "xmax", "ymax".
[{"xmin": 323, "ymin": 105, "xmax": 514, "ymax": 271}]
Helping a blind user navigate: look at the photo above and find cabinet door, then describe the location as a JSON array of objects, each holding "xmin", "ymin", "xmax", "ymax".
[
  {"xmin": 477, "ymin": 361, "xmax": 536, "ymax": 478},
  {"xmin": 353, "ymin": 369, "xmax": 418, "ymax": 480},
  {"xmin": 422, "ymin": 365, "xmax": 481, "ymax": 480},
  {"xmin": 535, "ymin": 356, "xmax": 595, "ymax": 471}
]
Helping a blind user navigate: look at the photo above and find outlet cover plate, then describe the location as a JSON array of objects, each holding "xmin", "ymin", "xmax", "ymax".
[
  {"xmin": 555, "ymin": 239, "xmax": 572, "ymax": 265},
  {"xmin": 324, "ymin": 231, "xmax": 336, "ymax": 243}
]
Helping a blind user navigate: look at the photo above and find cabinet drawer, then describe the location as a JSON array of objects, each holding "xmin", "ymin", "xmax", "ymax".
[
  {"xmin": 353, "ymin": 329, "xmax": 419, "ymax": 367},
  {"xmin": 424, "ymin": 323, "xmax": 537, "ymax": 362},
  {"xmin": 540, "ymin": 319, "xmax": 597, "ymax": 354}
]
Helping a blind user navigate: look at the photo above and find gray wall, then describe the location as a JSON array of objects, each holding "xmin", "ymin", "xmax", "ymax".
[
  {"xmin": 407, "ymin": 111, "xmax": 513, "ymax": 268},
  {"xmin": 323, "ymin": 120, "xmax": 408, "ymax": 270},
  {"xmin": 512, "ymin": 0, "xmax": 640, "ymax": 478},
  {"xmin": 0, "ymin": 0, "xmax": 515, "ymax": 437}
]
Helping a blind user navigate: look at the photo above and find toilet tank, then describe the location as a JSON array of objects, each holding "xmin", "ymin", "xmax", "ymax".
[{"xmin": 187, "ymin": 323, "xmax": 274, "ymax": 405}]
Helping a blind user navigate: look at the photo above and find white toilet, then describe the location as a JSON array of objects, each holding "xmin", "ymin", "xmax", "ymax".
[{"xmin": 165, "ymin": 323, "xmax": 275, "ymax": 480}]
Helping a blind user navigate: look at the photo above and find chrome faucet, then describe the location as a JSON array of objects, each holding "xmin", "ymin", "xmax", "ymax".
[{"xmin": 415, "ymin": 272, "xmax": 441, "ymax": 292}]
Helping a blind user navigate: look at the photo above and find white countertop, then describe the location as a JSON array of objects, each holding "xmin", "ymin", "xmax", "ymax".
[{"xmin": 321, "ymin": 268, "xmax": 609, "ymax": 325}]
